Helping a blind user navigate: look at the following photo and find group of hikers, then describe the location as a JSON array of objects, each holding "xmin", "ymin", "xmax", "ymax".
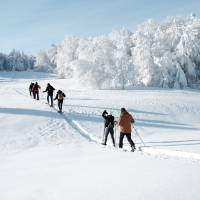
[
  {"xmin": 29, "ymin": 82, "xmax": 41, "ymax": 100},
  {"xmin": 29, "ymin": 82, "xmax": 66, "ymax": 113},
  {"xmin": 29, "ymin": 82, "xmax": 136, "ymax": 151}
]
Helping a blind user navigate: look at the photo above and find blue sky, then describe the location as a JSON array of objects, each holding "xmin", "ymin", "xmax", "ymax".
[{"xmin": 0, "ymin": 0, "xmax": 200, "ymax": 55}]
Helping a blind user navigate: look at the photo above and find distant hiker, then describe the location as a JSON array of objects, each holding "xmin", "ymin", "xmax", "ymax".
[
  {"xmin": 54, "ymin": 90, "xmax": 66, "ymax": 112},
  {"xmin": 118, "ymin": 108, "xmax": 136, "ymax": 152},
  {"xmin": 43, "ymin": 83, "xmax": 55, "ymax": 107},
  {"xmin": 29, "ymin": 82, "xmax": 34, "ymax": 96},
  {"xmin": 32, "ymin": 82, "xmax": 41, "ymax": 100},
  {"xmin": 102, "ymin": 110, "xmax": 115, "ymax": 146}
]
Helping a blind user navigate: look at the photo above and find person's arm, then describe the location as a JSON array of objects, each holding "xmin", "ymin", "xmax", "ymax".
[
  {"xmin": 43, "ymin": 86, "xmax": 47, "ymax": 93},
  {"xmin": 102, "ymin": 110, "xmax": 108, "ymax": 119},
  {"xmin": 62, "ymin": 92, "xmax": 66, "ymax": 97},
  {"xmin": 54, "ymin": 94, "xmax": 58, "ymax": 100},
  {"xmin": 112, "ymin": 116, "xmax": 116, "ymax": 126},
  {"xmin": 130, "ymin": 114, "xmax": 135, "ymax": 124}
]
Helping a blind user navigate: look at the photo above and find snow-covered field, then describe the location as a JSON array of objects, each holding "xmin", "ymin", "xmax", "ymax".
[{"xmin": 0, "ymin": 71, "xmax": 200, "ymax": 200}]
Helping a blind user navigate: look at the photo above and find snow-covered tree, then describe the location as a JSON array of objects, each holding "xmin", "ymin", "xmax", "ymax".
[
  {"xmin": 35, "ymin": 51, "xmax": 54, "ymax": 72},
  {"xmin": 0, "ymin": 50, "xmax": 35, "ymax": 71},
  {"xmin": 37, "ymin": 14, "xmax": 200, "ymax": 89}
]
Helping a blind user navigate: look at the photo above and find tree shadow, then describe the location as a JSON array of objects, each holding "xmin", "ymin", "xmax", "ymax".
[
  {"xmin": 145, "ymin": 139, "xmax": 200, "ymax": 147},
  {"xmin": 65, "ymin": 104, "xmax": 167, "ymax": 116},
  {"xmin": 66, "ymin": 111, "xmax": 198, "ymax": 131},
  {"xmin": 0, "ymin": 107, "xmax": 60, "ymax": 119},
  {"xmin": 135, "ymin": 121, "xmax": 198, "ymax": 130},
  {"xmin": 67, "ymin": 97, "xmax": 100, "ymax": 101},
  {"xmin": 67, "ymin": 112, "xmax": 102, "ymax": 122}
]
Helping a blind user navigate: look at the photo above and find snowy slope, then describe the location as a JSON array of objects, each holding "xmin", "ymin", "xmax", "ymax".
[{"xmin": 0, "ymin": 71, "xmax": 200, "ymax": 200}]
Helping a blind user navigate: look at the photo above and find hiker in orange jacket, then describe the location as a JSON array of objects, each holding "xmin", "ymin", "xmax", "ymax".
[{"xmin": 118, "ymin": 108, "xmax": 136, "ymax": 151}]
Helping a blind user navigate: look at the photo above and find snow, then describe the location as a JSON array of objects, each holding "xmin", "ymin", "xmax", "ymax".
[{"xmin": 0, "ymin": 71, "xmax": 200, "ymax": 200}]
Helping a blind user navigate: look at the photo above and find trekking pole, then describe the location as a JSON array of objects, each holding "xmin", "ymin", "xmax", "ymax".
[
  {"xmin": 133, "ymin": 127, "xmax": 146, "ymax": 147},
  {"xmin": 114, "ymin": 124, "xmax": 117, "ymax": 147},
  {"xmin": 102, "ymin": 126, "xmax": 105, "ymax": 144}
]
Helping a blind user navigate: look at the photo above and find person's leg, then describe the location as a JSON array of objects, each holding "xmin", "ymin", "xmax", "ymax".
[
  {"xmin": 110, "ymin": 128, "xmax": 115, "ymax": 146},
  {"xmin": 60, "ymin": 100, "xmax": 63, "ymax": 111},
  {"xmin": 126, "ymin": 134, "xmax": 135, "ymax": 148},
  {"xmin": 119, "ymin": 132, "xmax": 124, "ymax": 148},
  {"xmin": 37, "ymin": 91, "xmax": 39, "ymax": 100},
  {"xmin": 50, "ymin": 95, "xmax": 53, "ymax": 106},
  {"xmin": 103, "ymin": 127, "xmax": 109, "ymax": 145},
  {"xmin": 58, "ymin": 100, "xmax": 61, "ymax": 111},
  {"xmin": 33, "ymin": 91, "xmax": 36, "ymax": 99},
  {"xmin": 47, "ymin": 95, "xmax": 49, "ymax": 104}
]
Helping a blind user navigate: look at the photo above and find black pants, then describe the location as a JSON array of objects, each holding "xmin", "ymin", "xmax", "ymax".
[
  {"xmin": 33, "ymin": 91, "xmax": 39, "ymax": 100},
  {"xmin": 58, "ymin": 99, "xmax": 63, "ymax": 111},
  {"xmin": 33, "ymin": 91, "xmax": 35, "ymax": 99},
  {"xmin": 47, "ymin": 95, "xmax": 53, "ymax": 106},
  {"xmin": 29, "ymin": 89, "xmax": 32, "ymax": 96},
  {"xmin": 104, "ymin": 127, "xmax": 115, "ymax": 145},
  {"xmin": 119, "ymin": 132, "xmax": 135, "ymax": 148}
]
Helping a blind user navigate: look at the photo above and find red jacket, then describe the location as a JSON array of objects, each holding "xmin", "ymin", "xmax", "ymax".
[{"xmin": 32, "ymin": 84, "xmax": 40, "ymax": 92}]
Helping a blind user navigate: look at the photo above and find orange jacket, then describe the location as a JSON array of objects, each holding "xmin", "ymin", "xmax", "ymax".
[{"xmin": 118, "ymin": 112, "xmax": 134, "ymax": 133}]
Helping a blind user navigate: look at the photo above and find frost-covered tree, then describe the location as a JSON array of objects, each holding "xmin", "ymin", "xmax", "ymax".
[
  {"xmin": 38, "ymin": 14, "xmax": 200, "ymax": 89},
  {"xmin": 0, "ymin": 50, "xmax": 35, "ymax": 71},
  {"xmin": 35, "ymin": 51, "xmax": 55, "ymax": 72},
  {"xmin": 0, "ymin": 53, "xmax": 6, "ymax": 70}
]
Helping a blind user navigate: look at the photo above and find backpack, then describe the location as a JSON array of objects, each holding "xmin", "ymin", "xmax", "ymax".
[{"xmin": 58, "ymin": 93, "xmax": 64, "ymax": 100}]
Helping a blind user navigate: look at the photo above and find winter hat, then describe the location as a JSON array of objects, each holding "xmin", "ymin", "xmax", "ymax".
[{"xmin": 121, "ymin": 108, "xmax": 126, "ymax": 112}]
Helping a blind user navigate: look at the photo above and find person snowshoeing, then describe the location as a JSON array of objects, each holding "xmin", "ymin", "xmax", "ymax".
[
  {"xmin": 102, "ymin": 110, "xmax": 115, "ymax": 146},
  {"xmin": 43, "ymin": 83, "xmax": 55, "ymax": 107},
  {"xmin": 32, "ymin": 82, "xmax": 41, "ymax": 100},
  {"xmin": 29, "ymin": 82, "xmax": 34, "ymax": 96},
  {"xmin": 54, "ymin": 90, "xmax": 66, "ymax": 112},
  {"xmin": 118, "ymin": 108, "xmax": 136, "ymax": 152}
]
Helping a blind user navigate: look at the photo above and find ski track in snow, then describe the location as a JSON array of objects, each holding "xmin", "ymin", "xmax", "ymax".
[
  {"xmin": 0, "ymin": 86, "xmax": 83, "ymax": 154},
  {"xmin": 14, "ymin": 86, "xmax": 200, "ymax": 163}
]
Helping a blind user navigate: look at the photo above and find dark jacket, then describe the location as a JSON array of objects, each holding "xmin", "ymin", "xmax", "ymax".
[
  {"xmin": 102, "ymin": 110, "xmax": 115, "ymax": 128},
  {"xmin": 43, "ymin": 84, "xmax": 55, "ymax": 96},
  {"xmin": 29, "ymin": 83, "xmax": 34, "ymax": 90},
  {"xmin": 54, "ymin": 90, "xmax": 66, "ymax": 101}
]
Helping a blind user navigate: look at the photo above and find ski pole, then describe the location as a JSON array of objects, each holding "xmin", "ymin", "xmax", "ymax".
[
  {"xmin": 133, "ymin": 127, "xmax": 146, "ymax": 147},
  {"xmin": 114, "ymin": 124, "xmax": 117, "ymax": 147},
  {"xmin": 102, "ymin": 126, "xmax": 105, "ymax": 144}
]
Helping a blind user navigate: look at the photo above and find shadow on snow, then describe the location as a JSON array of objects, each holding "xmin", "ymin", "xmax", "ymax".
[{"xmin": 0, "ymin": 107, "xmax": 61, "ymax": 119}]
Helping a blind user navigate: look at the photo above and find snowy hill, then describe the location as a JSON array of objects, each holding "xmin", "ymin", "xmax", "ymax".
[
  {"xmin": 0, "ymin": 71, "xmax": 200, "ymax": 200},
  {"xmin": 36, "ymin": 15, "xmax": 200, "ymax": 89}
]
